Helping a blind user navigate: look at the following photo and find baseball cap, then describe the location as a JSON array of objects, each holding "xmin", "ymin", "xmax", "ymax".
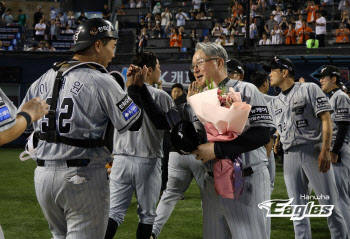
[
  {"xmin": 227, "ymin": 58, "xmax": 244, "ymax": 75},
  {"xmin": 314, "ymin": 65, "xmax": 341, "ymax": 79},
  {"xmin": 171, "ymin": 121, "xmax": 207, "ymax": 155},
  {"xmin": 263, "ymin": 56, "xmax": 296, "ymax": 76}
]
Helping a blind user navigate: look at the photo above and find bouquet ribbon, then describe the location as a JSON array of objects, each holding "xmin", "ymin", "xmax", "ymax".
[{"xmin": 206, "ymin": 122, "xmax": 244, "ymax": 199}]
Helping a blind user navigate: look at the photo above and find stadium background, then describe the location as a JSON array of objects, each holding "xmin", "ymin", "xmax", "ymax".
[{"xmin": 0, "ymin": 0, "xmax": 348, "ymax": 238}]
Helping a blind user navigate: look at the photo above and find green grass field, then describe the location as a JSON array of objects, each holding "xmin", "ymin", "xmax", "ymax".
[{"xmin": 0, "ymin": 149, "xmax": 331, "ymax": 239}]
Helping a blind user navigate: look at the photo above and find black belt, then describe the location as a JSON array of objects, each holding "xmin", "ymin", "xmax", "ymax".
[
  {"xmin": 207, "ymin": 166, "xmax": 254, "ymax": 178},
  {"xmin": 36, "ymin": 159, "xmax": 91, "ymax": 167}
]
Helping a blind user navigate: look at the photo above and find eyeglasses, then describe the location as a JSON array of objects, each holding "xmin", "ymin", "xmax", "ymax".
[{"xmin": 190, "ymin": 58, "xmax": 219, "ymax": 72}]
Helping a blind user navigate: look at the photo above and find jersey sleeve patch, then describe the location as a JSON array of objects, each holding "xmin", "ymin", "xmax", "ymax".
[
  {"xmin": 316, "ymin": 97, "xmax": 329, "ymax": 110},
  {"xmin": 335, "ymin": 108, "xmax": 349, "ymax": 120},
  {"xmin": 248, "ymin": 106, "xmax": 272, "ymax": 123},
  {"xmin": 0, "ymin": 106, "xmax": 11, "ymax": 122},
  {"xmin": 116, "ymin": 95, "xmax": 139, "ymax": 121}
]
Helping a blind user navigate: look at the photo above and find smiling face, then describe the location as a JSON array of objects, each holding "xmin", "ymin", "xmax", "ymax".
[
  {"xmin": 171, "ymin": 87, "xmax": 183, "ymax": 100},
  {"xmin": 320, "ymin": 76, "xmax": 334, "ymax": 93},
  {"xmin": 192, "ymin": 49, "xmax": 220, "ymax": 87}
]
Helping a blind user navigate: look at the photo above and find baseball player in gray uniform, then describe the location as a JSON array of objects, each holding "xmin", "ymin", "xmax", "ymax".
[
  {"xmin": 191, "ymin": 42, "xmax": 274, "ymax": 239},
  {"xmin": 315, "ymin": 65, "xmax": 350, "ymax": 234},
  {"xmin": 105, "ymin": 52, "xmax": 174, "ymax": 239},
  {"xmin": 250, "ymin": 71, "xmax": 276, "ymax": 193},
  {"xmin": 19, "ymin": 18, "xmax": 165, "ymax": 239},
  {"xmin": 0, "ymin": 89, "xmax": 48, "ymax": 146},
  {"xmin": 151, "ymin": 127, "xmax": 206, "ymax": 239},
  {"xmin": 227, "ymin": 58, "xmax": 245, "ymax": 81},
  {"xmin": 265, "ymin": 57, "xmax": 348, "ymax": 239}
]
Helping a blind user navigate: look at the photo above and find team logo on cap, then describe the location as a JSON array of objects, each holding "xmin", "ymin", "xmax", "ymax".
[
  {"xmin": 90, "ymin": 27, "xmax": 98, "ymax": 36},
  {"xmin": 73, "ymin": 30, "xmax": 81, "ymax": 43}
]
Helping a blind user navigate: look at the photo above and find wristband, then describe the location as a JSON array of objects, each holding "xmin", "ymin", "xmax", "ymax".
[{"xmin": 17, "ymin": 111, "xmax": 32, "ymax": 126}]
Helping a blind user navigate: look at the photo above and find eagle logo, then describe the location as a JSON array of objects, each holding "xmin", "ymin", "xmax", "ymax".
[{"xmin": 90, "ymin": 27, "xmax": 98, "ymax": 35}]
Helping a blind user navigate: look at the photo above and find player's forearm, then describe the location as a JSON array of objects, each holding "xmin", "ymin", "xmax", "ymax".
[
  {"xmin": 214, "ymin": 126, "xmax": 271, "ymax": 158},
  {"xmin": 138, "ymin": 85, "xmax": 176, "ymax": 130},
  {"xmin": 0, "ymin": 116, "xmax": 27, "ymax": 146},
  {"xmin": 320, "ymin": 112, "xmax": 332, "ymax": 151},
  {"xmin": 331, "ymin": 122, "xmax": 349, "ymax": 155}
]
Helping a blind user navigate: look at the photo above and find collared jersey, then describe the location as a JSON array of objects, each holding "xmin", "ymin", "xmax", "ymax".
[
  {"xmin": 268, "ymin": 82, "xmax": 332, "ymax": 150},
  {"xmin": 20, "ymin": 62, "xmax": 141, "ymax": 160}
]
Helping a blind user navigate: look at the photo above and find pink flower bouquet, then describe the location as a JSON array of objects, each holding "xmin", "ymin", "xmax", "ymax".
[{"xmin": 188, "ymin": 87, "xmax": 251, "ymax": 199}]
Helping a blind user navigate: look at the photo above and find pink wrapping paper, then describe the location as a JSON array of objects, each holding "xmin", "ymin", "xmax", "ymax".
[
  {"xmin": 188, "ymin": 88, "xmax": 252, "ymax": 199},
  {"xmin": 188, "ymin": 88, "xmax": 251, "ymax": 135}
]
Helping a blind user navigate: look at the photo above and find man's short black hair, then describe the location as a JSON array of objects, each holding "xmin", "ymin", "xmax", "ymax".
[
  {"xmin": 132, "ymin": 51, "xmax": 158, "ymax": 70},
  {"xmin": 171, "ymin": 83, "xmax": 184, "ymax": 91},
  {"xmin": 250, "ymin": 71, "xmax": 268, "ymax": 88}
]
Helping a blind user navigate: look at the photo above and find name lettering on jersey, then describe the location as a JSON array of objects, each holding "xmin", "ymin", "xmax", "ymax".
[
  {"xmin": 0, "ymin": 96, "xmax": 4, "ymax": 107},
  {"xmin": 258, "ymin": 198, "xmax": 334, "ymax": 220},
  {"xmin": 249, "ymin": 106, "xmax": 272, "ymax": 123},
  {"xmin": 275, "ymin": 109, "xmax": 282, "ymax": 115},
  {"xmin": 39, "ymin": 82, "xmax": 49, "ymax": 95},
  {"xmin": 117, "ymin": 95, "xmax": 139, "ymax": 121},
  {"xmin": 70, "ymin": 81, "xmax": 84, "ymax": 96},
  {"xmin": 296, "ymin": 119, "xmax": 308, "ymax": 128},
  {"xmin": 0, "ymin": 106, "xmax": 11, "ymax": 122}
]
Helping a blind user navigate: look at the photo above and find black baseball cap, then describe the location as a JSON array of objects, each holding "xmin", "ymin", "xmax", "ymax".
[
  {"xmin": 227, "ymin": 58, "xmax": 244, "ymax": 75},
  {"xmin": 314, "ymin": 65, "xmax": 341, "ymax": 79},
  {"xmin": 263, "ymin": 56, "xmax": 296, "ymax": 76}
]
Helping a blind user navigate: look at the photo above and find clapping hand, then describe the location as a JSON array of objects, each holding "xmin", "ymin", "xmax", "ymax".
[{"xmin": 126, "ymin": 64, "xmax": 147, "ymax": 87}]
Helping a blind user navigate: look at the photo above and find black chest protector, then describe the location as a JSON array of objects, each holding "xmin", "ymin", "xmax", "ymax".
[{"xmin": 38, "ymin": 61, "xmax": 114, "ymax": 153}]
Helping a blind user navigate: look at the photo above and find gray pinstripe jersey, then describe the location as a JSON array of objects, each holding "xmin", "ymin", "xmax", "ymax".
[
  {"xmin": 201, "ymin": 79, "xmax": 274, "ymax": 170},
  {"xmin": 268, "ymin": 82, "xmax": 332, "ymax": 150},
  {"xmin": 263, "ymin": 94, "xmax": 276, "ymax": 104},
  {"xmin": 20, "ymin": 63, "xmax": 141, "ymax": 160},
  {"xmin": 0, "ymin": 88, "xmax": 17, "ymax": 132},
  {"xmin": 329, "ymin": 89, "xmax": 350, "ymax": 143},
  {"xmin": 224, "ymin": 79, "xmax": 275, "ymax": 169},
  {"xmin": 113, "ymin": 83, "xmax": 174, "ymax": 158}
]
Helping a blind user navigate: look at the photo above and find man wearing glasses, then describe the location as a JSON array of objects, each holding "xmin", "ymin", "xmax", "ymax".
[
  {"xmin": 150, "ymin": 42, "xmax": 273, "ymax": 239},
  {"xmin": 191, "ymin": 42, "xmax": 274, "ymax": 239}
]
